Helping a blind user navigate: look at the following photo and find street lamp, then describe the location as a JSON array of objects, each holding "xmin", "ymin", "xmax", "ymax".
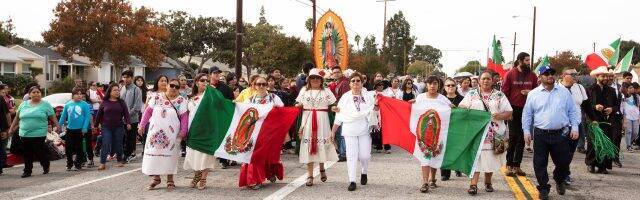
[{"xmin": 512, "ymin": 6, "xmax": 536, "ymax": 62}]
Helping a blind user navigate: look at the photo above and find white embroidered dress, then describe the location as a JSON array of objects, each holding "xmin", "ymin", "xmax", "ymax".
[
  {"xmin": 141, "ymin": 93, "xmax": 188, "ymax": 175},
  {"xmin": 183, "ymin": 92, "xmax": 218, "ymax": 170},
  {"xmin": 459, "ymin": 89, "xmax": 512, "ymax": 173},
  {"xmin": 296, "ymin": 87, "xmax": 338, "ymax": 163}
]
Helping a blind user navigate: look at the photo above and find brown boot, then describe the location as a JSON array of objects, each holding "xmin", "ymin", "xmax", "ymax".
[
  {"xmin": 515, "ymin": 167, "xmax": 527, "ymax": 176},
  {"xmin": 505, "ymin": 167, "xmax": 516, "ymax": 177}
]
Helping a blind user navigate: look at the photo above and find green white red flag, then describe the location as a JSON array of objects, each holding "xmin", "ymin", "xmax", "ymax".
[{"xmin": 487, "ymin": 35, "xmax": 507, "ymax": 78}]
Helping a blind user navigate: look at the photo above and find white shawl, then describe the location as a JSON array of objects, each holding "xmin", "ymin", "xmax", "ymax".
[{"xmin": 335, "ymin": 89, "xmax": 376, "ymax": 124}]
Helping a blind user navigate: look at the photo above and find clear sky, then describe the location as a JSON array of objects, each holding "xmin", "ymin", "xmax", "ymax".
[{"xmin": 2, "ymin": 0, "xmax": 637, "ymax": 75}]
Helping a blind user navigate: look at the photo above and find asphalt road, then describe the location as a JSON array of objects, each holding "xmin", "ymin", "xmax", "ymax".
[{"xmin": 1, "ymin": 143, "xmax": 639, "ymax": 200}]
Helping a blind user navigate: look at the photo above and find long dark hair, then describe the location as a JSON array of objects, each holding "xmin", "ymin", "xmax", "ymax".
[
  {"xmin": 152, "ymin": 75, "xmax": 168, "ymax": 92},
  {"xmin": 191, "ymin": 73, "xmax": 208, "ymax": 97},
  {"xmin": 134, "ymin": 76, "xmax": 147, "ymax": 102}
]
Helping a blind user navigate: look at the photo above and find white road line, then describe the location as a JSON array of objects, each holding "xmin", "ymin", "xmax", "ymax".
[
  {"xmin": 264, "ymin": 161, "xmax": 336, "ymax": 200},
  {"xmin": 23, "ymin": 168, "xmax": 142, "ymax": 200}
]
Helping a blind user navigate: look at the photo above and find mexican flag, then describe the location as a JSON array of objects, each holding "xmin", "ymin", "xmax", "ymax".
[
  {"xmin": 378, "ymin": 96, "xmax": 491, "ymax": 176},
  {"xmin": 187, "ymin": 86, "xmax": 300, "ymax": 165},
  {"xmin": 614, "ymin": 47, "xmax": 635, "ymax": 73},
  {"xmin": 608, "ymin": 38, "xmax": 621, "ymax": 66},
  {"xmin": 487, "ymin": 35, "xmax": 507, "ymax": 78}
]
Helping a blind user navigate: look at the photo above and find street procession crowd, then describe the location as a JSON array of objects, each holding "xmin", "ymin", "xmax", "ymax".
[{"xmin": 1, "ymin": 52, "xmax": 637, "ymax": 200}]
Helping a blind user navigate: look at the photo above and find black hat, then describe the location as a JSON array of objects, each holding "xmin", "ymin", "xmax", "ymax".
[
  {"xmin": 374, "ymin": 80, "xmax": 390, "ymax": 90},
  {"xmin": 209, "ymin": 66, "xmax": 222, "ymax": 74}
]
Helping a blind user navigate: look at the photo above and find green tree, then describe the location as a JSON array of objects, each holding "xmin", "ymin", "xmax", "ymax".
[
  {"xmin": 350, "ymin": 55, "xmax": 387, "ymax": 76},
  {"xmin": 457, "ymin": 60, "xmax": 484, "ymax": 74},
  {"xmin": 258, "ymin": 35, "xmax": 311, "ymax": 77},
  {"xmin": 548, "ymin": 51, "xmax": 586, "ymax": 74},
  {"xmin": 621, "ymin": 40, "xmax": 640, "ymax": 65},
  {"xmin": 242, "ymin": 7, "xmax": 285, "ymax": 77},
  {"xmin": 361, "ymin": 35, "xmax": 378, "ymax": 56},
  {"xmin": 406, "ymin": 60, "xmax": 436, "ymax": 76},
  {"xmin": 382, "ymin": 11, "xmax": 415, "ymax": 74},
  {"xmin": 354, "ymin": 34, "xmax": 361, "ymax": 51},
  {"xmin": 0, "ymin": 19, "xmax": 23, "ymax": 46},
  {"xmin": 411, "ymin": 45, "xmax": 442, "ymax": 65},
  {"xmin": 305, "ymin": 18, "xmax": 314, "ymax": 33}
]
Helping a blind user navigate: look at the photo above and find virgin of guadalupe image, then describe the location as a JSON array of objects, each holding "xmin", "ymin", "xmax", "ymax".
[{"xmin": 321, "ymin": 20, "xmax": 340, "ymax": 68}]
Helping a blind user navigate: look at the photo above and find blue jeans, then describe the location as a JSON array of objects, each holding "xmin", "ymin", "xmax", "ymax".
[
  {"xmin": 577, "ymin": 122, "xmax": 587, "ymax": 150},
  {"xmin": 335, "ymin": 126, "xmax": 346, "ymax": 158},
  {"xmin": 100, "ymin": 125, "xmax": 125, "ymax": 164},
  {"xmin": 625, "ymin": 119, "xmax": 639, "ymax": 149}
]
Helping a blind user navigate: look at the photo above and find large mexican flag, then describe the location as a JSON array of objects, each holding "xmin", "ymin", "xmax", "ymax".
[
  {"xmin": 188, "ymin": 86, "xmax": 300, "ymax": 165},
  {"xmin": 487, "ymin": 35, "xmax": 507, "ymax": 78},
  {"xmin": 378, "ymin": 95, "xmax": 491, "ymax": 176}
]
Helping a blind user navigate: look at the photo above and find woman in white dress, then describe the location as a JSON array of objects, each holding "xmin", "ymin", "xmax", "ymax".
[
  {"xmin": 331, "ymin": 72, "xmax": 376, "ymax": 192},
  {"xmin": 458, "ymin": 71, "xmax": 512, "ymax": 195},
  {"xmin": 295, "ymin": 69, "xmax": 338, "ymax": 186},
  {"xmin": 138, "ymin": 79, "xmax": 189, "ymax": 191},
  {"xmin": 416, "ymin": 75, "xmax": 452, "ymax": 193},
  {"xmin": 183, "ymin": 73, "xmax": 216, "ymax": 190},
  {"xmin": 240, "ymin": 76, "xmax": 285, "ymax": 190},
  {"xmin": 383, "ymin": 77, "xmax": 402, "ymax": 100}
]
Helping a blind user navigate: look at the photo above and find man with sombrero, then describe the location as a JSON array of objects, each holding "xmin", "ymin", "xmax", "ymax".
[{"xmin": 584, "ymin": 66, "xmax": 617, "ymax": 174}]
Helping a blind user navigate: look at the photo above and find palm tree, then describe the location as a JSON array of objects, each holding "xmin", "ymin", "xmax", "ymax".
[{"xmin": 355, "ymin": 34, "xmax": 361, "ymax": 51}]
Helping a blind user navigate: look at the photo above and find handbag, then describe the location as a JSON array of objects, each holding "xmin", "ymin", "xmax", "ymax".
[{"xmin": 478, "ymin": 91, "xmax": 506, "ymax": 154}]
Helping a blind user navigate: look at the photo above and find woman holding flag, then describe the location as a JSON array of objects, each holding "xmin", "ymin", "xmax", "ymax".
[
  {"xmin": 415, "ymin": 75, "xmax": 451, "ymax": 193},
  {"xmin": 458, "ymin": 71, "xmax": 512, "ymax": 195},
  {"xmin": 331, "ymin": 72, "xmax": 376, "ymax": 191},
  {"xmin": 240, "ymin": 76, "xmax": 285, "ymax": 190},
  {"xmin": 183, "ymin": 73, "xmax": 215, "ymax": 190},
  {"xmin": 138, "ymin": 79, "xmax": 189, "ymax": 191},
  {"xmin": 295, "ymin": 69, "xmax": 338, "ymax": 187}
]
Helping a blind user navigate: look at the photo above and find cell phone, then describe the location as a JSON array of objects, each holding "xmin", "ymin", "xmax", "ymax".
[{"xmin": 561, "ymin": 126, "xmax": 571, "ymax": 138}]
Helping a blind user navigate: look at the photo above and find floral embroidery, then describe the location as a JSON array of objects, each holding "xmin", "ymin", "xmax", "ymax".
[{"xmin": 149, "ymin": 129, "xmax": 170, "ymax": 149}]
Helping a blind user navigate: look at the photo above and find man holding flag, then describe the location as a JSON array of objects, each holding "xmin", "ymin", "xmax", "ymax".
[{"xmin": 522, "ymin": 65, "xmax": 580, "ymax": 200}]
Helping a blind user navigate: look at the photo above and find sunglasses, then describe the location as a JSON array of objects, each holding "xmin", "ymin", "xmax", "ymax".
[
  {"xmin": 169, "ymin": 84, "xmax": 180, "ymax": 89},
  {"xmin": 255, "ymin": 82, "xmax": 267, "ymax": 87},
  {"xmin": 199, "ymin": 78, "xmax": 209, "ymax": 83},
  {"xmin": 351, "ymin": 79, "xmax": 362, "ymax": 83},
  {"xmin": 445, "ymin": 84, "xmax": 456, "ymax": 87}
]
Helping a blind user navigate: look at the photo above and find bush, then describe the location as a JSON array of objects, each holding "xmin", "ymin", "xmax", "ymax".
[
  {"xmin": 49, "ymin": 77, "xmax": 76, "ymax": 94},
  {"xmin": 0, "ymin": 74, "xmax": 38, "ymax": 96}
]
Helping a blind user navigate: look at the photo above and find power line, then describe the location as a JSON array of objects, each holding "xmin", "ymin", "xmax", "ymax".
[{"xmin": 289, "ymin": 0, "xmax": 362, "ymax": 38}]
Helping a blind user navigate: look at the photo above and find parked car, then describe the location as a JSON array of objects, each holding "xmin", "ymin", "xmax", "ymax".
[{"xmin": 42, "ymin": 93, "xmax": 71, "ymax": 118}]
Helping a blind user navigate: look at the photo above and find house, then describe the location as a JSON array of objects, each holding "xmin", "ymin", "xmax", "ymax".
[
  {"xmin": 0, "ymin": 45, "xmax": 39, "ymax": 76},
  {"xmin": 9, "ymin": 45, "xmax": 91, "ymax": 86}
]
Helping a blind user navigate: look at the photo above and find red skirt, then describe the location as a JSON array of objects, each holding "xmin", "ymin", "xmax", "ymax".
[{"xmin": 238, "ymin": 162, "xmax": 284, "ymax": 187}]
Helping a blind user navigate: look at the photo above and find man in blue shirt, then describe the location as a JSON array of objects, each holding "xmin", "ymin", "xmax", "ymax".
[{"xmin": 522, "ymin": 65, "xmax": 580, "ymax": 200}]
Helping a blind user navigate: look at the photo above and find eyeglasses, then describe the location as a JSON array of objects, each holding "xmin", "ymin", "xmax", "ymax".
[
  {"xmin": 169, "ymin": 84, "xmax": 180, "ymax": 89},
  {"xmin": 239, "ymin": 80, "xmax": 246, "ymax": 83},
  {"xmin": 445, "ymin": 84, "xmax": 455, "ymax": 87},
  {"xmin": 351, "ymin": 79, "xmax": 362, "ymax": 83},
  {"xmin": 199, "ymin": 79, "xmax": 209, "ymax": 83},
  {"xmin": 255, "ymin": 83, "xmax": 267, "ymax": 87}
]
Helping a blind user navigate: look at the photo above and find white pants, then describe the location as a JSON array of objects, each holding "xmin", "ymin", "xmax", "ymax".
[{"xmin": 344, "ymin": 134, "xmax": 372, "ymax": 182}]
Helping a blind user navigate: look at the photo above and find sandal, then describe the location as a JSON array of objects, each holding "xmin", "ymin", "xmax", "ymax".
[
  {"xmin": 485, "ymin": 183, "xmax": 494, "ymax": 192},
  {"xmin": 268, "ymin": 174, "xmax": 277, "ymax": 183},
  {"xmin": 189, "ymin": 171, "xmax": 202, "ymax": 188},
  {"xmin": 468, "ymin": 185, "xmax": 478, "ymax": 195},
  {"xmin": 166, "ymin": 180, "xmax": 176, "ymax": 191},
  {"xmin": 249, "ymin": 184, "xmax": 261, "ymax": 190},
  {"xmin": 146, "ymin": 177, "xmax": 161, "ymax": 190},
  {"xmin": 320, "ymin": 170, "xmax": 327, "ymax": 182},
  {"xmin": 429, "ymin": 180, "xmax": 438, "ymax": 188},
  {"xmin": 197, "ymin": 179, "xmax": 207, "ymax": 190},
  {"xmin": 305, "ymin": 176, "xmax": 314, "ymax": 186},
  {"xmin": 420, "ymin": 183, "xmax": 429, "ymax": 193}
]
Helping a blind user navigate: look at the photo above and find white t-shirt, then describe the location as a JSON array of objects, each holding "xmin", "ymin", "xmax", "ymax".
[
  {"xmin": 621, "ymin": 95, "xmax": 640, "ymax": 121},
  {"xmin": 414, "ymin": 82, "xmax": 425, "ymax": 93},
  {"xmin": 557, "ymin": 83, "xmax": 588, "ymax": 115},
  {"xmin": 89, "ymin": 89, "xmax": 101, "ymax": 110},
  {"xmin": 383, "ymin": 87, "xmax": 403, "ymax": 100}
]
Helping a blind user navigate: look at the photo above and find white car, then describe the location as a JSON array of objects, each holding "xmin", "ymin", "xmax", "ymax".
[{"xmin": 42, "ymin": 93, "xmax": 71, "ymax": 117}]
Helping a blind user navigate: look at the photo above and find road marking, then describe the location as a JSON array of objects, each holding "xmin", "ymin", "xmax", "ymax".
[
  {"xmin": 23, "ymin": 167, "xmax": 142, "ymax": 200},
  {"xmin": 264, "ymin": 161, "xmax": 336, "ymax": 200},
  {"xmin": 500, "ymin": 166, "xmax": 538, "ymax": 200}
]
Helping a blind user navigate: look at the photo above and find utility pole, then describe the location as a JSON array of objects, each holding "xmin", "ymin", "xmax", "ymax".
[
  {"xmin": 531, "ymin": 6, "xmax": 536, "ymax": 63},
  {"xmin": 593, "ymin": 42, "xmax": 596, "ymax": 52},
  {"xmin": 512, "ymin": 32, "xmax": 518, "ymax": 63},
  {"xmin": 235, "ymin": 0, "xmax": 243, "ymax": 79},
  {"xmin": 377, "ymin": 0, "xmax": 396, "ymax": 49},
  {"xmin": 311, "ymin": 0, "xmax": 316, "ymax": 33}
]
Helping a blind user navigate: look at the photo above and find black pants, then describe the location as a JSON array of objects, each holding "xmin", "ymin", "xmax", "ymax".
[
  {"xmin": 440, "ymin": 169, "xmax": 461, "ymax": 178},
  {"xmin": 533, "ymin": 129, "xmax": 571, "ymax": 194},
  {"xmin": 65, "ymin": 129, "xmax": 84, "ymax": 168},
  {"xmin": 22, "ymin": 137, "xmax": 49, "ymax": 175},
  {"xmin": 567, "ymin": 133, "xmax": 578, "ymax": 177},
  {"xmin": 124, "ymin": 123, "xmax": 138, "ymax": 158},
  {"xmin": 507, "ymin": 106, "xmax": 525, "ymax": 167},
  {"xmin": 611, "ymin": 116, "xmax": 623, "ymax": 161},
  {"xmin": 371, "ymin": 129, "xmax": 390, "ymax": 151}
]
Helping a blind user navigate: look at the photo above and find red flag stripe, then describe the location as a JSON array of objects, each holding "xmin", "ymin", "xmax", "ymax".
[{"xmin": 378, "ymin": 95, "xmax": 416, "ymax": 153}]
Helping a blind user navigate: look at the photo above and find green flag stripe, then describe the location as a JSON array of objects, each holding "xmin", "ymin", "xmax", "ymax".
[
  {"xmin": 187, "ymin": 86, "xmax": 236, "ymax": 155},
  {"xmin": 440, "ymin": 108, "xmax": 491, "ymax": 176}
]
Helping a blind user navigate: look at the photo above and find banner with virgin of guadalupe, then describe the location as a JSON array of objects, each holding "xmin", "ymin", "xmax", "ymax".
[{"xmin": 313, "ymin": 10, "xmax": 349, "ymax": 70}]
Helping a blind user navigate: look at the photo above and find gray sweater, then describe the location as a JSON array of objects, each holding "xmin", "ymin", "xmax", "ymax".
[{"xmin": 120, "ymin": 83, "xmax": 143, "ymax": 123}]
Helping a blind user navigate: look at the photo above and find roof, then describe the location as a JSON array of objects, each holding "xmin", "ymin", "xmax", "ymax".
[
  {"xmin": 22, "ymin": 46, "xmax": 65, "ymax": 61},
  {"xmin": 0, "ymin": 45, "xmax": 26, "ymax": 63}
]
